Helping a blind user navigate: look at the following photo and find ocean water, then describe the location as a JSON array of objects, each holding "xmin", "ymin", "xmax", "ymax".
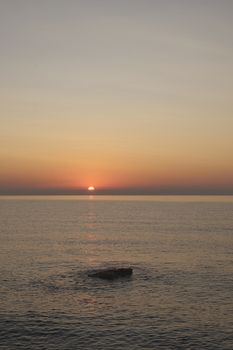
[{"xmin": 0, "ymin": 195, "xmax": 232, "ymax": 350}]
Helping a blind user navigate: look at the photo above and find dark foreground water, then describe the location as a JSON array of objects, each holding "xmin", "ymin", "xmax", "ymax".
[{"xmin": 0, "ymin": 196, "xmax": 232, "ymax": 349}]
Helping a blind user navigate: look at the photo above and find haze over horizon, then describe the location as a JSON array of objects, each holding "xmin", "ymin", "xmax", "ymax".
[{"xmin": 1, "ymin": 0, "xmax": 233, "ymax": 195}]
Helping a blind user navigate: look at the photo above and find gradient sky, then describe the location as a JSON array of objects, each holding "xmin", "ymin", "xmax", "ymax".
[{"xmin": 1, "ymin": 0, "xmax": 233, "ymax": 194}]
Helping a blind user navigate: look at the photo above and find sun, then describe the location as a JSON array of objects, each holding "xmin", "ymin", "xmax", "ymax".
[{"xmin": 88, "ymin": 186, "xmax": 95, "ymax": 191}]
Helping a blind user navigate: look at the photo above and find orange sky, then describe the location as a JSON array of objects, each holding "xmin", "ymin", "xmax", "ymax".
[{"xmin": 0, "ymin": 1, "xmax": 233, "ymax": 194}]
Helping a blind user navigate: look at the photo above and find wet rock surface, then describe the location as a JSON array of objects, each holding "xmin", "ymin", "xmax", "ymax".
[{"xmin": 88, "ymin": 267, "xmax": 133, "ymax": 280}]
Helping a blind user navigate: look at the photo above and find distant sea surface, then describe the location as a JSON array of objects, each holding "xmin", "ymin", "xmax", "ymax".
[{"xmin": 0, "ymin": 196, "xmax": 233, "ymax": 350}]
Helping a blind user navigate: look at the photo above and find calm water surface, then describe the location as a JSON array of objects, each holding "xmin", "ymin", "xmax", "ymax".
[{"xmin": 0, "ymin": 196, "xmax": 233, "ymax": 349}]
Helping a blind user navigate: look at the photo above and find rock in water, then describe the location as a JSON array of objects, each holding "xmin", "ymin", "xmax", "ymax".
[{"xmin": 88, "ymin": 267, "xmax": 133, "ymax": 280}]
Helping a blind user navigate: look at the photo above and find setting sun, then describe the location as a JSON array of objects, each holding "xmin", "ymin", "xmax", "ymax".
[{"xmin": 88, "ymin": 186, "xmax": 95, "ymax": 191}]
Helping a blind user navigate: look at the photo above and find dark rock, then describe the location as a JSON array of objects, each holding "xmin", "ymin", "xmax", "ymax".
[{"xmin": 88, "ymin": 267, "xmax": 133, "ymax": 280}]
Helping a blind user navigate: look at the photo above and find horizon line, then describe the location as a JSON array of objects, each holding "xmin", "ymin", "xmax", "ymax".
[{"xmin": 0, "ymin": 188, "xmax": 233, "ymax": 196}]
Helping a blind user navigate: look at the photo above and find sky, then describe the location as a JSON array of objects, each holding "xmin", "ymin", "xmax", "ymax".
[{"xmin": 0, "ymin": 0, "xmax": 233, "ymax": 195}]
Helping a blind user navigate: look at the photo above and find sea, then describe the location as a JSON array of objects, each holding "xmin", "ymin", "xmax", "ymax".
[{"xmin": 0, "ymin": 195, "xmax": 232, "ymax": 350}]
